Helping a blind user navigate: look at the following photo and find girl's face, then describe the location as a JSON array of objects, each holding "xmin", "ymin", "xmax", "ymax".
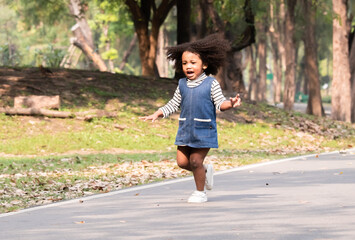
[{"xmin": 182, "ymin": 51, "xmax": 207, "ymax": 80}]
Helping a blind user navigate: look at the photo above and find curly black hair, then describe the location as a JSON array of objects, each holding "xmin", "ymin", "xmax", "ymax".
[{"xmin": 166, "ymin": 33, "xmax": 231, "ymax": 76}]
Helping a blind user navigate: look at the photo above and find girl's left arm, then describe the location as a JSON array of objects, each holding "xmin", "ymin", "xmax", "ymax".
[
  {"xmin": 220, "ymin": 94, "xmax": 242, "ymax": 111},
  {"xmin": 211, "ymin": 79, "xmax": 241, "ymax": 111}
]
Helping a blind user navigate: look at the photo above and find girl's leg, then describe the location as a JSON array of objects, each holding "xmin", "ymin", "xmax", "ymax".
[
  {"xmin": 190, "ymin": 148, "xmax": 210, "ymax": 191},
  {"xmin": 176, "ymin": 146, "xmax": 193, "ymax": 171},
  {"xmin": 177, "ymin": 146, "xmax": 210, "ymax": 191}
]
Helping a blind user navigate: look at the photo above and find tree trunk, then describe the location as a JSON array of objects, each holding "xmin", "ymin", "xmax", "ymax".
[
  {"xmin": 269, "ymin": 1, "xmax": 283, "ymax": 104},
  {"xmin": 119, "ymin": 33, "xmax": 137, "ymax": 71},
  {"xmin": 0, "ymin": 107, "xmax": 117, "ymax": 120},
  {"xmin": 270, "ymin": 41, "xmax": 282, "ymax": 104},
  {"xmin": 177, "ymin": 0, "xmax": 191, "ymax": 44},
  {"xmin": 68, "ymin": 0, "xmax": 94, "ymax": 49},
  {"xmin": 349, "ymin": 29, "xmax": 355, "ymax": 122},
  {"xmin": 227, "ymin": 51, "xmax": 245, "ymax": 93},
  {"xmin": 277, "ymin": 0, "xmax": 286, "ymax": 72},
  {"xmin": 248, "ymin": 46, "xmax": 257, "ymax": 101},
  {"xmin": 256, "ymin": 18, "xmax": 267, "ymax": 102},
  {"xmin": 71, "ymin": 24, "xmax": 108, "ymax": 72},
  {"xmin": 125, "ymin": 0, "xmax": 176, "ymax": 77},
  {"xmin": 201, "ymin": 0, "xmax": 254, "ymax": 93},
  {"xmin": 283, "ymin": 0, "xmax": 297, "ymax": 111},
  {"xmin": 103, "ymin": 25, "xmax": 115, "ymax": 73},
  {"xmin": 294, "ymin": 42, "xmax": 303, "ymax": 94},
  {"xmin": 303, "ymin": 0, "xmax": 324, "ymax": 117},
  {"xmin": 332, "ymin": 0, "xmax": 351, "ymax": 122},
  {"xmin": 68, "ymin": 0, "xmax": 107, "ymax": 71},
  {"xmin": 201, "ymin": 0, "xmax": 227, "ymax": 89},
  {"xmin": 156, "ymin": 27, "xmax": 169, "ymax": 78},
  {"xmin": 191, "ymin": 0, "xmax": 208, "ymax": 40}
]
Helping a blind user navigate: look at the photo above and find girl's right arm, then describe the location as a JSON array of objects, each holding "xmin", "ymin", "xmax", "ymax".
[{"xmin": 139, "ymin": 109, "xmax": 164, "ymax": 122}]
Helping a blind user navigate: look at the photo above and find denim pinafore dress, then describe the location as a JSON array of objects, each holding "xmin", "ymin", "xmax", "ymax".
[{"xmin": 174, "ymin": 77, "xmax": 218, "ymax": 148}]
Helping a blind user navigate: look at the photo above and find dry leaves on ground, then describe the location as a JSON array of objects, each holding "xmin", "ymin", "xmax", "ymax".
[{"xmin": 0, "ymin": 156, "xmax": 237, "ymax": 213}]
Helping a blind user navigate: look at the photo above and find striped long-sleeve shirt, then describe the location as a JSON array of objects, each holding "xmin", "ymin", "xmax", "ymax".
[{"xmin": 159, "ymin": 73, "xmax": 226, "ymax": 118}]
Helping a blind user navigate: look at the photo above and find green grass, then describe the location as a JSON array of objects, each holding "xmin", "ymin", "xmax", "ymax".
[{"xmin": 1, "ymin": 106, "xmax": 354, "ymax": 155}]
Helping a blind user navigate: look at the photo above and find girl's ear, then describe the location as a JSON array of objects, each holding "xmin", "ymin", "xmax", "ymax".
[{"xmin": 203, "ymin": 64, "xmax": 208, "ymax": 70}]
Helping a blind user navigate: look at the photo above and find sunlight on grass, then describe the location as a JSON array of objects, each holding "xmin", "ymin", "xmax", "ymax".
[{"xmin": 1, "ymin": 110, "xmax": 354, "ymax": 155}]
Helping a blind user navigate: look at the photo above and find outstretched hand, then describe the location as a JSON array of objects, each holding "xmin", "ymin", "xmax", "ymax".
[
  {"xmin": 139, "ymin": 109, "xmax": 163, "ymax": 122},
  {"xmin": 139, "ymin": 114, "xmax": 159, "ymax": 122},
  {"xmin": 230, "ymin": 94, "xmax": 242, "ymax": 108}
]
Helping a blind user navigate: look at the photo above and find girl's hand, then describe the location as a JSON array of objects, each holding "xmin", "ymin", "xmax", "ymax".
[
  {"xmin": 139, "ymin": 110, "xmax": 163, "ymax": 122},
  {"xmin": 139, "ymin": 114, "xmax": 158, "ymax": 122},
  {"xmin": 230, "ymin": 94, "xmax": 242, "ymax": 108}
]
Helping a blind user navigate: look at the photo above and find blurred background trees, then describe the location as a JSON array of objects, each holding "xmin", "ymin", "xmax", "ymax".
[{"xmin": 0, "ymin": 0, "xmax": 354, "ymax": 122}]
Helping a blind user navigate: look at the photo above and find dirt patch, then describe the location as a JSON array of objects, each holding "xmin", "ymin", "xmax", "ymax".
[{"xmin": 0, "ymin": 67, "xmax": 177, "ymax": 109}]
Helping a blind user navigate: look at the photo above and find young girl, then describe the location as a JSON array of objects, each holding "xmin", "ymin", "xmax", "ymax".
[{"xmin": 140, "ymin": 34, "xmax": 241, "ymax": 203}]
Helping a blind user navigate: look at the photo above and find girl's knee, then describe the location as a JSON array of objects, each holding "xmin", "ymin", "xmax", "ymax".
[
  {"xmin": 189, "ymin": 157, "xmax": 204, "ymax": 170},
  {"xmin": 177, "ymin": 161, "xmax": 190, "ymax": 170}
]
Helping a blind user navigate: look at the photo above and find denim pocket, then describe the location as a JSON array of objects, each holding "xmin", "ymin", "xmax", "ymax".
[{"xmin": 194, "ymin": 118, "xmax": 212, "ymax": 138}]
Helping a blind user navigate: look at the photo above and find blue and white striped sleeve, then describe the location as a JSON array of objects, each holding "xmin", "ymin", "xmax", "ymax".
[
  {"xmin": 211, "ymin": 79, "xmax": 226, "ymax": 111},
  {"xmin": 159, "ymin": 86, "xmax": 181, "ymax": 118}
]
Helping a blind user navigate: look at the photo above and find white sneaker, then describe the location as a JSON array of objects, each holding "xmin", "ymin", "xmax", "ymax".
[
  {"xmin": 187, "ymin": 191, "xmax": 207, "ymax": 203},
  {"xmin": 205, "ymin": 164, "xmax": 214, "ymax": 190}
]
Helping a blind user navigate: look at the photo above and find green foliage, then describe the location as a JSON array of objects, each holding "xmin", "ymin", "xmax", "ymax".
[
  {"xmin": 34, "ymin": 45, "xmax": 66, "ymax": 67},
  {"xmin": 0, "ymin": 4, "xmax": 22, "ymax": 66},
  {"xmin": 101, "ymin": 48, "xmax": 119, "ymax": 60},
  {"xmin": 0, "ymin": 1, "xmax": 73, "ymax": 67},
  {"xmin": 0, "ymin": 43, "xmax": 22, "ymax": 66},
  {"xmin": 214, "ymin": 0, "xmax": 249, "ymax": 34},
  {"xmin": 6, "ymin": 0, "xmax": 69, "ymax": 28}
]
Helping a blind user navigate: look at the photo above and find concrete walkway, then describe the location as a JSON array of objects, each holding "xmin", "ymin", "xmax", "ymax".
[
  {"xmin": 1, "ymin": 149, "xmax": 354, "ymax": 240},
  {"xmin": 275, "ymin": 102, "xmax": 332, "ymax": 116}
]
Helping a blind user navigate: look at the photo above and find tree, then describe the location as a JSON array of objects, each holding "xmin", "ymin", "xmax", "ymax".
[
  {"xmin": 332, "ymin": 0, "xmax": 351, "ymax": 122},
  {"xmin": 177, "ymin": 0, "xmax": 191, "ymax": 44},
  {"xmin": 200, "ymin": 0, "xmax": 255, "ymax": 93},
  {"xmin": 68, "ymin": 0, "xmax": 108, "ymax": 71},
  {"xmin": 7, "ymin": 0, "xmax": 108, "ymax": 71},
  {"xmin": 283, "ymin": 0, "xmax": 297, "ymax": 111},
  {"xmin": 303, "ymin": 0, "xmax": 325, "ymax": 117},
  {"xmin": 256, "ymin": 15, "xmax": 267, "ymax": 102},
  {"xmin": 124, "ymin": 0, "xmax": 176, "ymax": 77},
  {"xmin": 247, "ymin": 45, "xmax": 258, "ymax": 101},
  {"xmin": 269, "ymin": 0, "xmax": 285, "ymax": 104},
  {"xmin": 350, "ymin": 28, "xmax": 355, "ymax": 122}
]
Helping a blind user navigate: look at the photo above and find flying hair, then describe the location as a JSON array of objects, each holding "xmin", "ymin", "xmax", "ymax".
[{"xmin": 166, "ymin": 33, "xmax": 231, "ymax": 76}]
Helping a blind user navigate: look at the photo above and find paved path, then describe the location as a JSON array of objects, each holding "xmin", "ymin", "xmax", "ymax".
[
  {"xmin": 1, "ymin": 150, "xmax": 354, "ymax": 240},
  {"xmin": 275, "ymin": 103, "xmax": 332, "ymax": 115}
]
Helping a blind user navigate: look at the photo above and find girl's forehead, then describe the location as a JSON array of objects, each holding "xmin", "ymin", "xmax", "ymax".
[{"xmin": 182, "ymin": 51, "xmax": 201, "ymax": 59}]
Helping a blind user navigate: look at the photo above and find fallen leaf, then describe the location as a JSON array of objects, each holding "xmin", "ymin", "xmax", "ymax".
[
  {"xmin": 10, "ymin": 200, "xmax": 22, "ymax": 205},
  {"xmin": 74, "ymin": 221, "xmax": 85, "ymax": 224}
]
